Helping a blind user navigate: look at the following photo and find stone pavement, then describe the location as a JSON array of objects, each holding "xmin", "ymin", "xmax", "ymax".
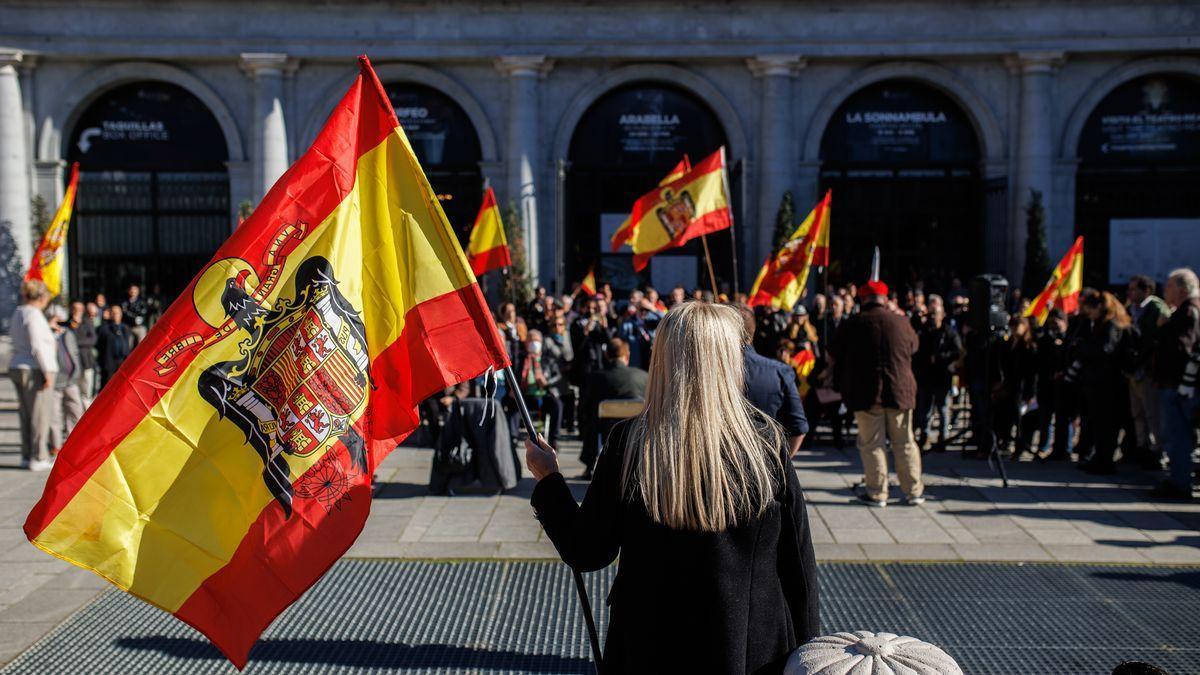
[{"xmin": 1, "ymin": 382, "xmax": 1198, "ymax": 663}]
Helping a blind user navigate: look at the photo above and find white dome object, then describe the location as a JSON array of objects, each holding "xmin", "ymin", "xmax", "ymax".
[{"xmin": 784, "ymin": 631, "xmax": 963, "ymax": 675}]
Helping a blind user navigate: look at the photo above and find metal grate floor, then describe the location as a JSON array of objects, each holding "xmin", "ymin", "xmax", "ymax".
[{"xmin": 3, "ymin": 561, "xmax": 1198, "ymax": 674}]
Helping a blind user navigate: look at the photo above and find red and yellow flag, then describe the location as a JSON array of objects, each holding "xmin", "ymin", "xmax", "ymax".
[
  {"xmin": 1025, "ymin": 235, "xmax": 1084, "ymax": 326},
  {"xmin": 791, "ymin": 347, "xmax": 816, "ymax": 397},
  {"xmin": 610, "ymin": 155, "xmax": 691, "ymax": 251},
  {"xmin": 23, "ymin": 57, "xmax": 508, "ymax": 668},
  {"xmin": 611, "ymin": 149, "xmax": 732, "ymax": 271},
  {"xmin": 748, "ymin": 190, "xmax": 832, "ymax": 310},
  {"xmin": 579, "ymin": 265, "xmax": 597, "ymax": 297},
  {"xmin": 467, "ymin": 186, "xmax": 511, "ymax": 276},
  {"xmin": 25, "ymin": 162, "xmax": 79, "ymax": 298}
]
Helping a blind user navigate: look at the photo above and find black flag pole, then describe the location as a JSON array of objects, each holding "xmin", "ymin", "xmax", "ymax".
[{"xmin": 504, "ymin": 364, "xmax": 604, "ymax": 673}]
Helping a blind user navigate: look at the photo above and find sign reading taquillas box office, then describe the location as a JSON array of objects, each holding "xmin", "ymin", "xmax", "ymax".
[
  {"xmin": 67, "ymin": 82, "xmax": 228, "ymax": 171},
  {"xmin": 1079, "ymin": 75, "xmax": 1200, "ymax": 165}
]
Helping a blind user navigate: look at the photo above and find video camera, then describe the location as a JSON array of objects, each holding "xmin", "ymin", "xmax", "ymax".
[{"xmin": 968, "ymin": 274, "xmax": 1009, "ymax": 337}]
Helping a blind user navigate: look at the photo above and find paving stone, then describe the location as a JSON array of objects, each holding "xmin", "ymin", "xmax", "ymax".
[
  {"xmin": 1044, "ymin": 544, "xmax": 1153, "ymax": 563},
  {"xmin": 831, "ymin": 528, "xmax": 895, "ymax": 544},
  {"xmin": 951, "ymin": 543, "xmax": 1054, "ymax": 562},
  {"xmin": 860, "ymin": 543, "xmax": 959, "ymax": 561},
  {"xmin": 0, "ymin": 588, "xmax": 100, "ymax": 625},
  {"xmin": 813, "ymin": 543, "xmax": 866, "ymax": 560}
]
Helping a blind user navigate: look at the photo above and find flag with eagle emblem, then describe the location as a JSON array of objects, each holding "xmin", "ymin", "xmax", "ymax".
[{"xmin": 23, "ymin": 56, "xmax": 508, "ymax": 668}]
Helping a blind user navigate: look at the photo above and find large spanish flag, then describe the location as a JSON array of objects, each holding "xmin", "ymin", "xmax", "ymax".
[
  {"xmin": 612, "ymin": 148, "xmax": 731, "ymax": 271},
  {"xmin": 609, "ymin": 154, "xmax": 691, "ymax": 251},
  {"xmin": 467, "ymin": 186, "xmax": 511, "ymax": 276},
  {"xmin": 1025, "ymin": 235, "xmax": 1084, "ymax": 326},
  {"xmin": 25, "ymin": 162, "xmax": 79, "ymax": 298},
  {"xmin": 748, "ymin": 190, "xmax": 831, "ymax": 310},
  {"xmin": 24, "ymin": 57, "xmax": 508, "ymax": 668}
]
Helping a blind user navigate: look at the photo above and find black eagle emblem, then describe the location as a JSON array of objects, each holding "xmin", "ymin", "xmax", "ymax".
[{"xmin": 198, "ymin": 257, "xmax": 371, "ymax": 518}]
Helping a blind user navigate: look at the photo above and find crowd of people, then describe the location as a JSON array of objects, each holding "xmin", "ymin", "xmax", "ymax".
[
  {"xmin": 9, "ymin": 267, "xmax": 1199, "ymax": 504},
  {"xmin": 6, "ymin": 281, "xmax": 159, "ymax": 470},
  {"xmin": 435, "ymin": 268, "xmax": 1200, "ymax": 503}
]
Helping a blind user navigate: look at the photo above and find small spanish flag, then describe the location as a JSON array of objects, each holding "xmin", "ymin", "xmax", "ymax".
[
  {"xmin": 612, "ymin": 148, "xmax": 732, "ymax": 271},
  {"xmin": 24, "ymin": 57, "xmax": 508, "ymax": 668},
  {"xmin": 467, "ymin": 186, "xmax": 511, "ymax": 276},
  {"xmin": 610, "ymin": 155, "xmax": 691, "ymax": 251},
  {"xmin": 25, "ymin": 162, "xmax": 79, "ymax": 298},
  {"xmin": 579, "ymin": 265, "xmax": 597, "ymax": 297},
  {"xmin": 791, "ymin": 348, "xmax": 816, "ymax": 397},
  {"xmin": 748, "ymin": 190, "xmax": 832, "ymax": 311},
  {"xmin": 1025, "ymin": 236, "xmax": 1084, "ymax": 326}
]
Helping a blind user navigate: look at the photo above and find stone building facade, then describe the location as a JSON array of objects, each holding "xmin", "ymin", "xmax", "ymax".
[{"xmin": 0, "ymin": 0, "xmax": 1197, "ymax": 305}]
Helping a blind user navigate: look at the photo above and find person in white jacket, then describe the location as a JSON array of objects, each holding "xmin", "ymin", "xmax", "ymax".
[{"xmin": 8, "ymin": 280, "xmax": 58, "ymax": 471}]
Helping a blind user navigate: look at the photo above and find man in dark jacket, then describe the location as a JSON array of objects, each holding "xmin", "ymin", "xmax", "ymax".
[
  {"xmin": 737, "ymin": 305, "xmax": 808, "ymax": 456},
  {"xmin": 831, "ymin": 280, "xmax": 923, "ymax": 507},
  {"xmin": 1150, "ymin": 268, "xmax": 1200, "ymax": 500},
  {"xmin": 1033, "ymin": 309, "xmax": 1073, "ymax": 459},
  {"xmin": 579, "ymin": 337, "xmax": 647, "ymax": 476},
  {"xmin": 96, "ymin": 305, "xmax": 133, "ymax": 387},
  {"xmin": 1126, "ymin": 274, "xmax": 1170, "ymax": 466},
  {"xmin": 913, "ymin": 294, "xmax": 963, "ymax": 451}
]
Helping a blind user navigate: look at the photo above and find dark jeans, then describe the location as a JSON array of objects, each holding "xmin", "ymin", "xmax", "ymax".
[
  {"xmin": 916, "ymin": 380, "xmax": 952, "ymax": 444},
  {"xmin": 522, "ymin": 391, "xmax": 562, "ymax": 449},
  {"xmin": 1159, "ymin": 389, "xmax": 1200, "ymax": 492},
  {"xmin": 1033, "ymin": 382, "xmax": 1074, "ymax": 455},
  {"xmin": 1081, "ymin": 385, "xmax": 1122, "ymax": 467}
]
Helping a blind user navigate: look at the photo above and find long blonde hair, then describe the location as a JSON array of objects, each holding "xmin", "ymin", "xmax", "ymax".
[{"xmin": 621, "ymin": 302, "xmax": 785, "ymax": 532}]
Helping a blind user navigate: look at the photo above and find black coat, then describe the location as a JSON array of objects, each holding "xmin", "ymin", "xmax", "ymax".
[
  {"xmin": 97, "ymin": 321, "xmax": 132, "ymax": 381},
  {"xmin": 532, "ymin": 421, "xmax": 820, "ymax": 674},
  {"xmin": 831, "ymin": 302, "xmax": 919, "ymax": 412},
  {"xmin": 914, "ymin": 321, "xmax": 963, "ymax": 388}
]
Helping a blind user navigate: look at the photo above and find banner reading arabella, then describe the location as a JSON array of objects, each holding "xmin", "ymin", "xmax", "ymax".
[{"xmin": 24, "ymin": 56, "xmax": 508, "ymax": 668}]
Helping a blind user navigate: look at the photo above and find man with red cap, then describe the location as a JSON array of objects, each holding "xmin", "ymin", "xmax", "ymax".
[{"xmin": 831, "ymin": 279, "xmax": 924, "ymax": 507}]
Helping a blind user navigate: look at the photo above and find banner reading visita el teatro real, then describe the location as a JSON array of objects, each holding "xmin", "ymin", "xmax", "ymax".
[{"xmin": 24, "ymin": 56, "xmax": 508, "ymax": 668}]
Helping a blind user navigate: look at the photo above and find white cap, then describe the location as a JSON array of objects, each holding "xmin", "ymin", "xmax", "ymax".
[{"xmin": 785, "ymin": 631, "xmax": 962, "ymax": 675}]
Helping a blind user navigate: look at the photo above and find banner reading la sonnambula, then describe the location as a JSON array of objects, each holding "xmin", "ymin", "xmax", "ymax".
[{"xmin": 24, "ymin": 56, "xmax": 508, "ymax": 668}]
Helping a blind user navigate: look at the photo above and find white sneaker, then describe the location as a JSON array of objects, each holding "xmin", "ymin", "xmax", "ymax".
[
  {"xmin": 29, "ymin": 459, "xmax": 53, "ymax": 472},
  {"xmin": 902, "ymin": 494, "xmax": 926, "ymax": 506}
]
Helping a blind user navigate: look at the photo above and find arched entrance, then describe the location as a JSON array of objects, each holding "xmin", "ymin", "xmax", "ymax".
[
  {"xmin": 1075, "ymin": 74, "xmax": 1200, "ymax": 288},
  {"xmin": 819, "ymin": 80, "xmax": 983, "ymax": 289},
  {"xmin": 565, "ymin": 83, "xmax": 731, "ymax": 293},
  {"xmin": 66, "ymin": 81, "xmax": 229, "ymax": 305},
  {"xmin": 384, "ymin": 82, "xmax": 483, "ymax": 243}
]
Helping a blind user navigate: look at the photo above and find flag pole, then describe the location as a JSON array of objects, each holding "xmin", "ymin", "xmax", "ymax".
[
  {"xmin": 700, "ymin": 234, "xmax": 719, "ymax": 296},
  {"xmin": 723, "ymin": 148, "xmax": 740, "ymax": 295}
]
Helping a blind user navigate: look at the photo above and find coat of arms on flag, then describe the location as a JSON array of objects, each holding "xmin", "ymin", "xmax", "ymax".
[{"xmin": 195, "ymin": 256, "xmax": 371, "ymax": 517}]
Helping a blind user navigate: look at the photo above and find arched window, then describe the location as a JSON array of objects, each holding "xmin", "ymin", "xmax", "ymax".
[
  {"xmin": 385, "ymin": 83, "xmax": 483, "ymax": 243},
  {"xmin": 1076, "ymin": 74, "xmax": 1200, "ymax": 287},
  {"xmin": 566, "ymin": 83, "xmax": 731, "ymax": 293},
  {"xmin": 819, "ymin": 80, "xmax": 982, "ymax": 289},
  {"xmin": 66, "ymin": 81, "xmax": 229, "ymax": 305}
]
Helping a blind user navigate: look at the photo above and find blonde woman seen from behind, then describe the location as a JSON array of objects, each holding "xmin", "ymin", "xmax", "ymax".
[{"xmin": 526, "ymin": 301, "xmax": 819, "ymax": 674}]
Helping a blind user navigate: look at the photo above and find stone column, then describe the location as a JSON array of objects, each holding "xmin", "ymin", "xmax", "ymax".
[
  {"xmin": 748, "ymin": 56, "xmax": 804, "ymax": 267},
  {"xmin": 1009, "ymin": 51, "xmax": 1064, "ymax": 279},
  {"xmin": 496, "ymin": 56, "xmax": 552, "ymax": 283},
  {"xmin": 0, "ymin": 50, "xmax": 31, "ymax": 268},
  {"xmin": 241, "ymin": 53, "xmax": 291, "ymax": 202}
]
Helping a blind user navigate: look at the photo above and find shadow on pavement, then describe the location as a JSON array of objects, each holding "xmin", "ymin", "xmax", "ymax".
[
  {"xmin": 115, "ymin": 636, "xmax": 592, "ymax": 671},
  {"xmin": 1089, "ymin": 568, "xmax": 1200, "ymax": 590}
]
